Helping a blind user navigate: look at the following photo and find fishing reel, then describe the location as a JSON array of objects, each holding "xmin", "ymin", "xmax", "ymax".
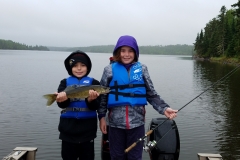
[{"xmin": 143, "ymin": 140, "xmax": 157, "ymax": 152}]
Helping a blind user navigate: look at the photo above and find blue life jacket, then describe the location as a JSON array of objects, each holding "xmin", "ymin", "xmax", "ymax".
[
  {"xmin": 60, "ymin": 76, "xmax": 97, "ymax": 119},
  {"xmin": 108, "ymin": 62, "xmax": 147, "ymax": 108}
]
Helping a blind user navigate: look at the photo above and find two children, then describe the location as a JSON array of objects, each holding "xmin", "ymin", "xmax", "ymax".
[{"xmin": 55, "ymin": 35, "xmax": 177, "ymax": 160}]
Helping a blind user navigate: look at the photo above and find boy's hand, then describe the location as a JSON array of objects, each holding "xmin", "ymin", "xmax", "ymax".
[
  {"xmin": 56, "ymin": 92, "xmax": 68, "ymax": 102},
  {"xmin": 87, "ymin": 89, "xmax": 100, "ymax": 102}
]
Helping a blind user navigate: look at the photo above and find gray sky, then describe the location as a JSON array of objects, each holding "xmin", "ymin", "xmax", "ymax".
[{"xmin": 0, "ymin": 0, "xmax": 238, "ymax": 47}]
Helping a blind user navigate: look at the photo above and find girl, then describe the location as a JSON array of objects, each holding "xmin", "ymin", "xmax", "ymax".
[{"xmin": 98, "ymin": 35, "xmax": 178, "ymax": 160}]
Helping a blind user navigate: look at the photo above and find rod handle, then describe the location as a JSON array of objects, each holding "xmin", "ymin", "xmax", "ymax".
[
  {"xmin": 146, "ymin": 129, "xmax": 153, "ymax": 136},
  {"xmin": 124, "ymin": 130, "xmax": 153, "ymax": 153},
  {"xmin": 125, "ymin": 142, "xmax": 137, "ymax": 153}
]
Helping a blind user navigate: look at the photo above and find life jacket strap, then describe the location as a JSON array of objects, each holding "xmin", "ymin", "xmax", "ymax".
[
  {"xmin": 61, "ymin": 107, "xmax": 91, "ymax": 114},
  {"xmin": 110, "ymin": 84, "xmax": 145, "ymax": 90},
  {"xmin": 114, "ymin": 81, "xmax": 119, "ymax": 101},
  {"xmin": 109, "ymin": 91, "xmax": 146, "ymax": 98}
]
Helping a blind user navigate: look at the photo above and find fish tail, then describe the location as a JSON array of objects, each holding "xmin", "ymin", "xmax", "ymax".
[{"xmin": 43, "ymin": 94, "xmax": 56, "ymax": 106}]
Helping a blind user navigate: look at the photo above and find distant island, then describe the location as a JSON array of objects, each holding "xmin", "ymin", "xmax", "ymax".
[
  {"xmin": 0, "ymin": 39, "xmax": 49, "ymax": 51},
  {"xmin": 0, "ymin": 39, "xmax": 193, "ymax": 55},
  {"xmin": 48, "ymin": 44, "xmax": 194, "ymax": 55}
]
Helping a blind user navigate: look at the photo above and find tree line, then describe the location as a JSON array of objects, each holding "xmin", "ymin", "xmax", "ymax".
[
  {"xmin": 194, "ymin": 1, "xmax": 240, "ymax": 59},
  {"xmin": 1, "ymin": 39, "xmax": 194, "ymax": 55},
  {"xmin": 0, "ymin": 39, "xmax": 49, "ymax": 51},
  {"xmin": 61, "ymin": 44, "xmax": 193, "ymax": 55}
]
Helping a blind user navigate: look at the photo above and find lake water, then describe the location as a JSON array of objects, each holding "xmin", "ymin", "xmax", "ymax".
[{"xmin": 0, "ymin": 50, "xmax": 240, "ymax": 160}]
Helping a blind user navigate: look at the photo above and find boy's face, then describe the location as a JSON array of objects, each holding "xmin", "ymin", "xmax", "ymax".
[
  {"xmin": 72, "ymin": 62, "xmax": 87, "ymax": 78},
  {"xmin": 120, "ymin": 46, "xmax": 135, "ymax": 64}
]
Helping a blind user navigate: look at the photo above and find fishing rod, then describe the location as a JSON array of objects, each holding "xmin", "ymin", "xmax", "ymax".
[{"xmin": 125, "ymin": 64, "xmax": 240, "ymax": 153}]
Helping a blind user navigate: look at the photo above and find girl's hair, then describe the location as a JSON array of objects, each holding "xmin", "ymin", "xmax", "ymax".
[
  {"xmin": 113, "ymin": 47, "xmax": 136, "ymax": 63},
  {"xmin": 113, "ymin": 48, "xmax": 122, "ymax": 62}
]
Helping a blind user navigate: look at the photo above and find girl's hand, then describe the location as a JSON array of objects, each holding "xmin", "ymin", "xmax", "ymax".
[
  {"xmin": 87, "ymin": 89, "xmax": 100, "ymax": 102},
  {"xmin": 56, "ymin": 92, "xmax": 68, "ymax": 102},
  {"xmin": 164, "ymin": 108, "xmax": 178, "ymax": 120},
  {"xmin": 100, "ymin": 117, "xmax": 107, "ymax": 134}
]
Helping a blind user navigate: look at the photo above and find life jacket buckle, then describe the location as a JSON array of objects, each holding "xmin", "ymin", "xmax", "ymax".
[
  {"xmin": 129, "ymin": 84, "xmax": 134, "ymax": 88},
  {"xmin": 72, "ymin": 107, "xmax": 80, "ymax": 111}
]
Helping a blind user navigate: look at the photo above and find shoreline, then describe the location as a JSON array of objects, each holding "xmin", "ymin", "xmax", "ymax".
[{"xmin": 193, "ymin": 56, "xmax": 240, "ymax": 66}]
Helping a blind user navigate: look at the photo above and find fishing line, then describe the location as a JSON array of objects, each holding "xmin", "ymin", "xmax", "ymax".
[
  {"xmin": 178, "ymin": 64, "xmax": 240, "ymax": 112},
  {"xmin": 125, "ymin": 64, "xmax": 240, "ymax": 153}
]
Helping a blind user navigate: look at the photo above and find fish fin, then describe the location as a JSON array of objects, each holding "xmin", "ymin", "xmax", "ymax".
[
  {"xmin": 43, "ymin": 94, "xmax": 56, "ymax": 106},
  {"xmin": 64, "ymin": 86, "xmax": 75, "ymax": 92},
  {"xmin": 64, "ymin": 85, "xmax": 88, "ymax": 92},
  {"xmin": 64, "ymin": 85, "xmax": 90, "ymax": 95}
]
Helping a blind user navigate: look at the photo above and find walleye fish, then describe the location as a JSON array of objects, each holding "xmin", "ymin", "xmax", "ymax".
[{"xmin": 43, "ymin": 85, "xmax": 110, "ymax": 106}]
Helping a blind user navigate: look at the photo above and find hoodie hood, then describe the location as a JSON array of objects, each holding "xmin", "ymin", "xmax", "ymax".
[
  {"xmin": 113, "ymin": 35, "xmax": 139, "ymax": 61},
  {"xmin": 64, "ymin": 50, "xmax": 92, "ymax": 76}
]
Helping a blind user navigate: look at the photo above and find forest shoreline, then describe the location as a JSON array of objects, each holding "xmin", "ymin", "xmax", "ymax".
[{"xmin": 193, "ymin": 56, "xmax": 240, "ymax": 66}]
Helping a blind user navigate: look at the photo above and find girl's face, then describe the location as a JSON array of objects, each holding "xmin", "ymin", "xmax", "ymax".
[
  {"xmin": 120, "ymin": 46, "xmax": 135, "ymax": 64},
  {"xmin": 72, "ymin": 62, "xmax": 87, "ymax": 78}
]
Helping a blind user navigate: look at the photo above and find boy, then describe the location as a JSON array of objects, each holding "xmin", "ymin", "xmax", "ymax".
[{"xmin": 56, "ymin": 50, "xmax": 100, "ymax": 160}]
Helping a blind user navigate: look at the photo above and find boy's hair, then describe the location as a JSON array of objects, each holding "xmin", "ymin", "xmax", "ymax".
[{"xmin": 64, "ymin": 50, "xmax": 92, "ymax": 76}]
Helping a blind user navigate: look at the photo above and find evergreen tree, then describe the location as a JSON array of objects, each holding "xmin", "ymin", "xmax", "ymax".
[
  {"xmin": 216, "ymin": 6, "xmax": 227, "ymax": 57},
  {"xmin": 231, "ymin": 0, "xmax": 240, "ymax": 57}
]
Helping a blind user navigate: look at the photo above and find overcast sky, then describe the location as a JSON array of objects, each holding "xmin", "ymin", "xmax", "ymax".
[{"xmin": 0, "ymin": 0, "xmax": 238, "ymax": 47}]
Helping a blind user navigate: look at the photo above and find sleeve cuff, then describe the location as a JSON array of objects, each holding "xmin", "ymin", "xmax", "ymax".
[{"xmin": 98, "ymin": 114, "xmax": 106, "ymax": 121}]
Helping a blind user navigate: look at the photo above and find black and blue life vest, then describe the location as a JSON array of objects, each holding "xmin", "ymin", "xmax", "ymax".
[
  {"xmin": 60, "ymin": 76, "xmax": 97, "ymax": 119},
  {"xmin": 108, "ymin": 62, "xmax": 147, "ymax": 108}
]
